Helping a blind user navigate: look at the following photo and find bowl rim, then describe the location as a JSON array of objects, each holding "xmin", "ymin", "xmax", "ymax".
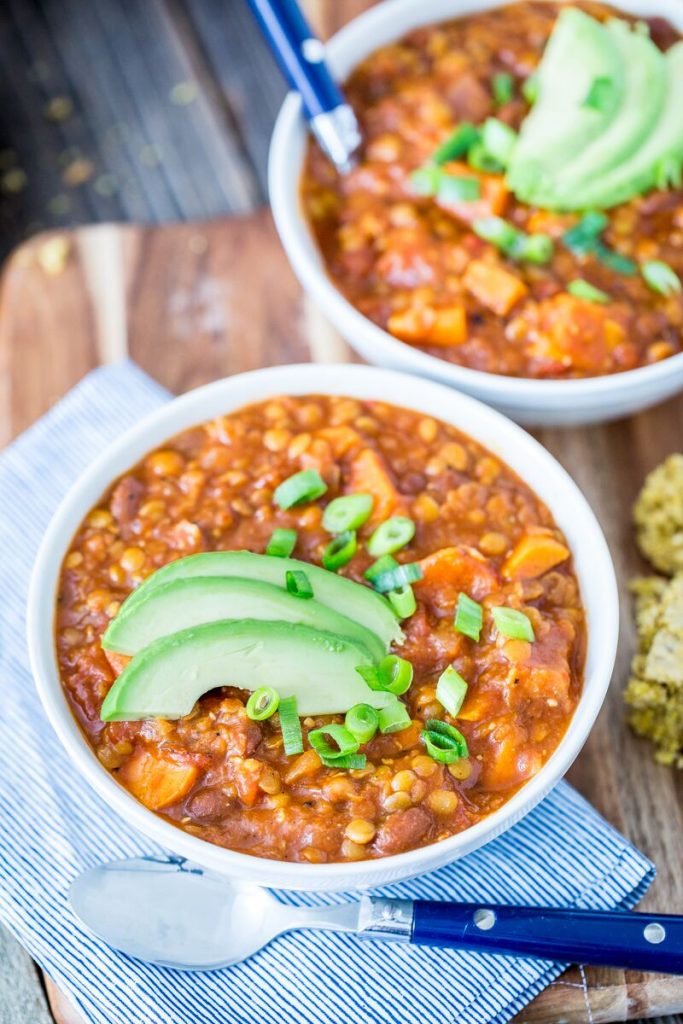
[
  {"xmin": 268, "ymin": 0, "xmax": 683, "ymax": 403},
  {"xmin": 27, "ymin": 362, "xmax": 618, "ymax": 890}
]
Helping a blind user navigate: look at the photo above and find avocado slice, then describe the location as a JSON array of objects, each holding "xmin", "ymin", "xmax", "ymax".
[
  {"xmin": 100, "ymin": 619, "xmax": 394, "ymax": 721},
  {"xmin": 118, "ymin": 550, "xmax": 403, "ymax": 649},
  {"xmin": 507, "ymin": 8, "xmax": 624, "ymax": 203},
  {"xmin": 546, "ymin": 20, "xmax": 667, "ymax": 209},
  {"xmin": 103, "ymin": 575, "xmax": 386, "ymax": 661},
  {"xmin": 566, "ymin": 42, "xmax": 683, "ymax": 209}
]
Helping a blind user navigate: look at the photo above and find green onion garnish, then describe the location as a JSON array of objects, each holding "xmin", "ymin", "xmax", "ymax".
[
  {"xmin": 521, "ymin": 71, "xmax": 539, "ymax": 104},
  {"xmin": 319, "ymin": 753, "xmax": 367, "ymax": 770},
  {"xmin": 473, "ymin": 215, "xmax": 521, "ymax": 253},
  {"xmin": 345, "ymin": 703, "xmax": 380, "ymax": 744},
  {"xmin": 492, "ymin": 72, "xmax": 514, "ymax": 107},
  {"xmin": 515, "ymin": 233, "xmax": 553, "ymax": 265},
  {"xmin": 582, "ymin": 76, "xmax": 617, "ymax": 114},
  {"xmin": 593, "ymin": 241, "xmax": 637, "ymax": 276},
  {"xmin": 274, "ymin": 468, "xmax": 327, "ymax": 509},
  {"xmin": 436, "ymin": 667, "xmax": 468, "ymax": 717},
  {"xmin": 356, "ymin": 654, "xmax": 414, "ymax": 696},
  {"xmin": 454, "ymin": 592, "xmax": 483, "ymax": 641},
  {"xmin": 322, "ymin": 530, "xmax": 357, "ymax": 571},
  {"xmin": 278, "ymin": 695, "xmax": 303, "ymax": 755},
  {"xmin": 491, "ymin": 606, "xmax": 535, "ymax": 641},
  {"xmin": 432, "ymin": 122, "xmax": 480, "ymax": 165},
  {"xmin": 387, "ymin": 584, "xmax": 417, "ymax": 619},
  {"xmin": 567, "ymin": 279, "xmax": 610, "ymax": 304},
  {"xmin": 438, "ymin": 174, "xmax": 481, "ymax": 203},
  {"xmin": 371, "ymin": 561, "xmax": 423, "ymax": 594},
  {"xmin": 467, "ymin": 141, "xmax": 504, "ymax": 174},
  {"xmin": 410, "ymin": 166, "xmax": 441, "ymax": 195},
  {"xmin": 654, "ymin": 154, "xmax": 682, "ymax": 190},
  {"xmin": 266, "ymin": 528, "xmax": 297, "ymax": 558},
  {"xmin": 368, "ymin": 516, "xmax": 416, "ymax": 557},
  {"xmin": 246, "ymin": 686, "xmax": 280, "ymax": 721},
  {"xmin": 285, "ymin": 569, "xmax": 314, "ymax": 599},
  {"xmin": 422, "ymin": 719, "xmax": 469, "ymax": 763},
  {"xmin": 378, "ymin": 700, "xmax": 412, "ymax": 734},
  {"xmin": 481, "ymin": 118, "xmax": 517, "ymax": 170},
  {"xmin": 364, "ymin": 554, "xmax": 398, "ymax": 583},
  {"xmin": 641, "ymin": 260, "xmax": 682, "ymax": 297},
  {"xmin": 322, "ymin": 493, "xmax": 373, "ymax": 534},
  {"xmin": 308, "ymin": 723, "xmax": 360, "ymax": 759},
  {"xmin": 562, "ymin": 212, "xmax": 609, "ymax": 254}
]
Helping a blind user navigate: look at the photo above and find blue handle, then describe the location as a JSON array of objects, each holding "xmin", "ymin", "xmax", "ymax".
[
  {"xmin": 412, "ymin": 902, "xmax": 683, "ymax": 973},
  {"xmin": 246, "ymin": 0, "xmax": 344, "ymax": 118}
]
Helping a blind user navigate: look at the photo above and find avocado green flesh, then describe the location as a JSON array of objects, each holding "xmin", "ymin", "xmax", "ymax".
[
  {"xmin": 507, "ymin": 7, "xmax": 623, "ymax": 201},
  {"xmin": 117, "ymin": 550, "xmax": 403, "ymax": 648},
  {"xmin": 540, "ymin": 21, "xmax": 667, "ymax": 209},
  {"xmin": 566, "ymin": 42, "xmax": 683, "ymax": 209},
  {"xmin": 102, "ymin": 575, "xmax": 385, "ymax": 661},
  {"xmin": 100, "ymin": 619, "xmax": 393, "ymax": 721}
]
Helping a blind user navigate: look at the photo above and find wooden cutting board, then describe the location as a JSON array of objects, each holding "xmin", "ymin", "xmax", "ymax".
[{"xmin": 1, "ymin": 210, "xmax": 682, "ymax": 1024}]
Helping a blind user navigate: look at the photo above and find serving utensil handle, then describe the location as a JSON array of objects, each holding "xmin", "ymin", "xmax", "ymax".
[
  {"xmin": 411, "ymin": 902, "xmax": 683, "ymax": 973},
  {"xmin": 245, "ymin": 0, "xmax": 361, "ymax": 170}
]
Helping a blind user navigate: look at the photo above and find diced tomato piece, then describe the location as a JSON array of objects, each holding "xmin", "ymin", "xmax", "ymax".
[{"xmin": 416, "ymin": 545, "xmax": 501, "ymax": 607}]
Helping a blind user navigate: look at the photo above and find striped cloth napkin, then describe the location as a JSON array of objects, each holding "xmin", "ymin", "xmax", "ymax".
[{"xmin": 0, "ymin": 361, "xmax": 653, "ymax": 1024}]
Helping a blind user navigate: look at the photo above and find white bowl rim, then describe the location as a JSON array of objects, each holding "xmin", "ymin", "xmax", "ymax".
[
  {"xmin": 27, "ymin": 363, "xmax": 618, "ymax": 890},
  {"xmin": 268, "ymin": 0, "xmax": 683, "ymax": 403}
]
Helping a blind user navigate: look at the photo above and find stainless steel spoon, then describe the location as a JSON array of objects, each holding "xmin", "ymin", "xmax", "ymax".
[{"xmin": 69, "ymin": 857, "xmax": 683, "ymax": 973}]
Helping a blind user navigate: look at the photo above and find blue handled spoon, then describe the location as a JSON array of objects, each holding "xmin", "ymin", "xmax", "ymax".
[
  {"xmin": 69, "ymin": 857, "xmax": 683, "ymax": 973},
  {"xmin": 246, "ymin": 0, "xmax": 361, "ymax": 172}
]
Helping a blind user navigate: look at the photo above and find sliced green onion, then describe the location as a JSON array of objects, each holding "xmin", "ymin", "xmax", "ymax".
[
  {"xmin": 491, "ymin": 606, "xmax": 535, "ymax": 641},
  {"xmin": 582, "ymin": 76, "xmax": 617, "ymax": 113},
  {"xmin": 246, "ymin": 686, "xmax": 280, "ymax": 721},
  {"xmin": 641, "ymin": 260, "xmax": 682, "ymax": 297},
  {"xmin": 522, "ymin": 71, "xmax": 539, "ymax": 104},
  {"xmin": 387, "ymin": 584, "xmax": 417, "ymax": 619},
  {"xmin": 274, "ymin": 469, "xmax": 327, "ymax": 509},
  {"xmin": 515, "ymin": 233, "xmax": 553, "ymax": 265},
  {"xmin": 432, "ymin": 122, "xmax": 480, "ymax": 165},
  {"xmin": 285, "ymin": 569, "xmax": 314, "ymax": 599},
  {"xmin": 278, "ymin": 695, "xmax": 303, "ymax": 755},
  {"xmin": 436, "ymin": 667, "xmax": 468, "ymax": 717},
  {"xmin": 655, "ymin": 154, "xmax": 682, "ymax": 190},
  {"xmin": 422, "ymin": 718, "xmax": 469, "ymax": 762},
  {"xmin": 492, "ymin": 72, "xmax": 514, "ymax": 107},
  {"xmin": 320, "ymin": 753, "xmax": 367, "ymax": 770},
  {"xmin": 368, "ymin": 516, "xmax": 416, "ymax": 557},
  {"xmin": 454, "ymin": 592, "xmax": 483, "ymax": 641},
  {"xmin": 364, "ymin": 554, "xmax": 398, "ymax": 583},
  {"xmin": 410, "ymin": 165, "xmax": 441, "ymax": 196},
  {"xmin": 356, "ymin": 655, "xmax": 414, "ymax": 696},
  {"xmin": 437, "ymin": 174, "xmax": 481, "ymax": 203},
  {"xmin": 467, "ymin": 141, "xmax": 504, "ymax": 174},
  {"xmin": 567, "ymin": 279, "xmax": 610, "ymax": 304},
  {"xmin": 593, "ymin": 241, "xmax": 637, "ymax": 276},
  {"xmin": 371, "ymin": 561, "xmax": 423, "ymax": 594},
  {"xmin": 322, "ymin": 530, "xmax": 357, "ymax": 571},
  {"xmin": 562, "ymin": 211, "xmax": 609, "ymax": 254},
  {"xmin": 345, "ymin": 703, "xmax": 379, "ymax": 744},
  {"xmin": 473, "ymin": 215, "xmax": 520, "ymax": 253},
  {"xmin": 308, "ymin": 723, "xmax": 360, "ymax": 759},
  {"xmin": 378, "ymin": 700, "xmax": 412, "ymax": 734},
  {"xmin": 322, "ymin": 493, "xmax": 373, "ymax": 534},
  {"xmin": 266, "ymin": 528, "xmax": 297, "ymax": 558},
  {"xmin": 481, "ymin": 118, "xmax": 517, "ymax": 169}
]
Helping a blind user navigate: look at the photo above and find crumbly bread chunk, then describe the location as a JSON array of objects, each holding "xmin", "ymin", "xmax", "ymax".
[{"xmin": 634, "ymin": 454, "xmax": 683, "ymax": 574}]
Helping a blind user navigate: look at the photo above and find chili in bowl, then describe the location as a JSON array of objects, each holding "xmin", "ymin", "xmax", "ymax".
[
  {"xmin": 28, "ymin": 365, "xmax": 617, "ymax": 892},
  {"xmin": 269, "ymin": 0, "xmax": 683, "ymax": 426}
]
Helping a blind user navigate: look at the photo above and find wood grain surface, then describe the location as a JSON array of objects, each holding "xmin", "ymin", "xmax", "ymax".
[{"xmin": 1, "ymin": 212, "xmax": 682, "ymax": 1024}]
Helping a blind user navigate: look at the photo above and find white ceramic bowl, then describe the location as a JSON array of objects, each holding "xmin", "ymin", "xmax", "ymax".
[
  {"xmin": 269, "ymin": 0, "xmax": 683, "ymax": 427},
  {"xmin": 28, "ymin": 364, "xmax": 618, "ymax": 891}
]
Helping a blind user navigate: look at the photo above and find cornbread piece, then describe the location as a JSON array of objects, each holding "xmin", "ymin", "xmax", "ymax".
[
  {"xmin": 625, "ymin": 575, "xmax": 683, "ymax": 767},
  {"xmin": 634, "ymin": 454, "xmax": 683, "ymax": 573}
]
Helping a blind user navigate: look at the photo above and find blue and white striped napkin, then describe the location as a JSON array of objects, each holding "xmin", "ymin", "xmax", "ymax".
[{"xmin": 0, "ymin": 361, "xmax": 653, "ymax": 1024}]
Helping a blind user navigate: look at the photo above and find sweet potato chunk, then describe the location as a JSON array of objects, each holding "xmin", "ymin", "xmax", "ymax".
[
  {"xmin": 436, "ymin": 161, "xmax": 509, "ymax": 224},
  {"xmin": 416, "ymin": 545, "xmax": 500, "ymax": 607},
  {"xmin": 503, "ymin": 533, "xmax": 570, "ymax": 580},
  {"xmin": 348, "ymin": 448, "xmax": 401, "ymax": 526},
  {"xmin": 119, "ymin": 749, "xmax": 198, "ymax": 811},
  {"xmin": 463, "ymin": 259, "xmax": 528, "ymax": 316},
  {"xmin": 388, "ymin": 304, "xmax": 467, "ymax": 347}
]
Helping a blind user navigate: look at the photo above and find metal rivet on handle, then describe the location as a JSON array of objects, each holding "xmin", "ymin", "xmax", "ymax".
[
  {"xmin": 473, "ymin": 908, "xmax": 496, "ymax": 931},
  {"xmin": 301, "ymin": 38, "xmax": 325, "ymax": 63},
  {"xmin": 643, "ymin": 922, "xmax": 666, "ymax": 944}
]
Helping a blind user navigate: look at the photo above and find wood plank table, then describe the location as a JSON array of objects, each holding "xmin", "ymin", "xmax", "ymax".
[{"xmin": 1, "ymin": 213, "xmax": 682, "ymax": 1024}]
